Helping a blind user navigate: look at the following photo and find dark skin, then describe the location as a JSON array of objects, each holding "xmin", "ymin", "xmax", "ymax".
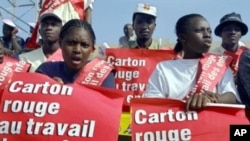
[
  {"xmin": 178, "ymin": 17, "xmax": 237, "ymax": 111},
  {"xmin": 55, "ymin": 27, "xmax": 94, "ymax": 84},
  {"xmin": 0, "ymin": 42, "xmax": 4, "ymax": 63},
  {"xmin": 220, "ymin": 23, "xmax": 242, "ymax": 53},
  {"xmin": 39, "ymin": 17, "xmax": 62, "ymax": 58},
  {"xmin": 2, "ymin": 24, "xmax": 22, "ymax": 56},
  {"xmin": 133, "ymin": 13, "xmax": 156, "ymax": 48},
  {"xmin": 123, "ymin": 24, "xmax": 134, "ymax": 38}
]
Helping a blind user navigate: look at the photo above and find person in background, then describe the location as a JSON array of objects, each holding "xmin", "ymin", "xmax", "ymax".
[
  {"xmin": 131, "ymin": 3, "xmax": 171, "ymax": 49},
  {"xmin": 36, "ymin": 19, "xmax": 115, "ymax": 88},
  {"xmin": 0, "ymin": 42, "xmax": 4, "ymax": 63},
  {"xmin": 119, "ymin": 23, "xmax": 136, "ymax": 48},
  {"xmin": 143, "ymin": 13, "xmax": 240, "ymax": 110},
  {"xmin": 38, "ymin": 0, "xmax": 93, "ymax": 24},
  {"xmin": 210, "ymin": 12, "xmax": 248, "ymax": 74},
  {"xmin": 0, "ymin": 18, "xmax": 25, "ymax": 58},
  {"xmin": 19, "ymin": 11, "xmax": 63, "ymax": 72},
  {"xmin": 237, "ymin": 50, "xmax": 250, "ymax": 109}
]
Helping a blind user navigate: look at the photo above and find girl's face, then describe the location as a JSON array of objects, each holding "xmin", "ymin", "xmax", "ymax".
[
  {"xmin": 182, "ymin": 17, "xmax": 212, "ymax": 55},
  {"xmin": 60, "ymin": 27, "xmax": 94, "ymax": 71}
]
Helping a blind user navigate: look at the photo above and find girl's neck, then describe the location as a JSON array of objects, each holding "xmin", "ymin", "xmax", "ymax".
[{"xmin": 183, "ymin": 53, "xmax": 203, "ymax": 59}]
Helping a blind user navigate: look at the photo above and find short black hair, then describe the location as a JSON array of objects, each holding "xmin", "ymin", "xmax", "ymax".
[
  {"xmin": 174, "ymin": 14, "xmax": 205, "ymax": 53},
  {"xmin": 59, "ymin": 19, "xmax": 96, "ymax": 45}
]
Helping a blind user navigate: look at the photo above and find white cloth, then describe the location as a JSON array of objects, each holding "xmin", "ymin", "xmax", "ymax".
[
  {"xmin": 19, "ymin": 47, "xmax": 46, "ymax": 72},
  {"xmin": 209, "ymin": 41, "xmax": 248, "ymax": 55},
  {"xmin": 143, "ymin": 59, "xmax": 241, "ymax": 102},
  {"xmin": 84, "ymin": 0, "xmax": 94, "ymax": 9}
]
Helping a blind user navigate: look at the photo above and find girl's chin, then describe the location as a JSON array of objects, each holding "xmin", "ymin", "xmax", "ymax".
[{"xmin": 68, "ymin": 65, "xmax": 83, "ymax": 72}]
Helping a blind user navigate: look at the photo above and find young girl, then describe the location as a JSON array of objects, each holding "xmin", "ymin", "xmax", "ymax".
[
  {"xmin": 144, "ymin": 14, "xmax": 240, "ymax": 110},
  {"xmin": 36, "ymin": 19, "xmax": 115, "ymax": 88}
]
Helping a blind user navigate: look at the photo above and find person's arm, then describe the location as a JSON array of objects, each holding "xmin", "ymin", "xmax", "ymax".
[
  {"xmin": 186, "ymin": 67, "xmax": 239, "ymax": 111},
  {"xmin": 0, "ymin": 38, "xmax": 14, "ymax": 56},
  {"xmin": 11, "ymin": 27, "xmax": 23, "ymax": 53},
  {"xmin": 143, "ymin": 64, "xmax": 168, "ymax": 98},
  {"xmin": 185, "ymin": 91, "xmax": 237, "ymax": 111},
  {"xmin": 237, "ymin": 50, "xmax": 250, "ymax": 108}
]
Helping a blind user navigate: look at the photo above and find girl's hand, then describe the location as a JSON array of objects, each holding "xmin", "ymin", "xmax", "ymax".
[
  {"xmin": 53, "ymin": 77, "xmax": 64, "ymax": 84},
  {"xmin": 11, "ymin": 27, "xmax": 18, "ymax": 36},
  {"xmin": 186, "ymin": 91, "xmax": 219, "ymax": 111}
]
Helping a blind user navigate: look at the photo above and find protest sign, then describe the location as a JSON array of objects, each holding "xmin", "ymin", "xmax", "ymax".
[
  {"xmin": 131, "ymin": 98, "xmax": 250, "ymax": 141},
  {"xmin": 106, "ymin": 48, "xmax": 178, "ymax": 109},
  {"xmin": 0, "ymin": 56, "xmax": 30, "ymax": 99},
  {"xmin": 0, "ymin": 72, "xmax": 124, "ymax": 141},
  {"xmin": 75, "ymin": 58, "xmax": 113, "ymax": 86}
]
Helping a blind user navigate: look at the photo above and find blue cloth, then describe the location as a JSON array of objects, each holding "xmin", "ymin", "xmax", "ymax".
[
  {"xmin": 237, "ymin": 49, "xmax": 250, "ymax": 108},
  {"xmin": 36, "ymin": 61, "xmax": 115, "ymax": 88}
]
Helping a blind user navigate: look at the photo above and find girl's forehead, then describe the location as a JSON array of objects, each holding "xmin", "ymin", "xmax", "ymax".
[{"xmin": 189, "ymin": 18, "xmax": 209, "ymax": 27}]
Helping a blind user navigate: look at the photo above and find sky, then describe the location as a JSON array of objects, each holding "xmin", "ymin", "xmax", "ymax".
[{"xmin": 1, "ymin": 0, "xmax": 250, "ymax": 45}]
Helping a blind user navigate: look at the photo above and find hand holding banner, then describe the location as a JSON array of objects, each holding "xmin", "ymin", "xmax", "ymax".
[{"xmin": 131, "ymin": 98, "xmax": 250, "ymax": 141}]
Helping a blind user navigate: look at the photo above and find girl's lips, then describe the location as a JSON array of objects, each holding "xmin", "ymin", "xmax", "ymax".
[
  {"xmin": 71, "ymin": 60, "xmax": 81, "ymax": 65},
  {"xmin": 204, "ymin": 40, "xmax": 212, "ymax": 44}
]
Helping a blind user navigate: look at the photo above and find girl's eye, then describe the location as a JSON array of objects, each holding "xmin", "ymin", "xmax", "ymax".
[
  {"xmin": 67, "ymin": 41, "xmax": 76, "ymax": 45},
  {"xmin": 81, "ymin": 43, "xmax": 90, "ymax": 48}
]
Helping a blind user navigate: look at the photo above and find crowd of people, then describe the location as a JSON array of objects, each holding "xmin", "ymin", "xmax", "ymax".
[{"xmin": 1, "ymin": 1, "xmax": 250, "ymax": 140}]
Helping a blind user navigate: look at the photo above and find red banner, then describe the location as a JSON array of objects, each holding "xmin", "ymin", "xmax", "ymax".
[
  {"xmin": 224, "ymin": 47, "xmax": 248, "ymax": 74},
  {"xmin": 75, "ymin": 58, "xmax": 113, "ymax": 86},
  {"xmin": 0, "ymin": 72, "xmax": 124, "ymax": 141},
  {"xmin": 131, "ymin": 98, "xmax": 250, "ymax": 141},
  {"xmin": 0, "ymin": 56, "xmax": 30, "ymax": 99},
  {"xmin": 106, "ymin": 48, "xmax": 178, "ymax": 109},
  {"xmin": 187, "ymin": 54, "xmax": 232, "ymax": 98}
]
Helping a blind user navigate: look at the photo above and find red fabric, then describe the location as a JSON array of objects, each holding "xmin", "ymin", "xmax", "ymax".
[
  {"xmin": 75, "ymin": 58, "xmax": 113, "ymax": 86},
  {"xmin": 0, "ymin": 72, "xmax": 124, "ymax": 141},
  {"xmin": 131, "ymin": 98, "xmax": 250, "ymax": 141},
  {"xmin": 106, "ymin": 48, "xmax": 178, "ymax": 111},
  {"xmin": 186, "ymin": 53, "xmax": 233, "ymax": 99},
  {"xmin": 0, "ymin": 56, "xmax": 30, "ymax": 99}
]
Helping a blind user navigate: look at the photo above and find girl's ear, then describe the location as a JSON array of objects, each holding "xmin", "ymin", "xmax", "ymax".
[
  {"xmin": 177, "ymin": 33, "xmax": 186, "ymax": 42},
  {"xmin": 92, "ymin": 45, "xmax": 96, "ymax": 52}
]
